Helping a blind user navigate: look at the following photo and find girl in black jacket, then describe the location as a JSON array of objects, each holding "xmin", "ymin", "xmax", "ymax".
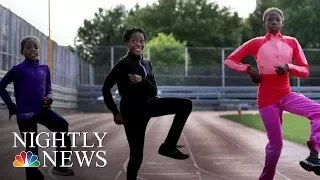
[{"xmin": 102, "ymin": 26, "xmax": 192, "ymax": 180}]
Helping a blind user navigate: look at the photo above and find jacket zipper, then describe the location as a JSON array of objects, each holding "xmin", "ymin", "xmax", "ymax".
[{"xmin": 138, "ymin": 57, "xmax": 147, "ymax": 77}]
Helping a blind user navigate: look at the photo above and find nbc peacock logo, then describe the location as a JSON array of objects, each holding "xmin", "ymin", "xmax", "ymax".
[{"xmin": 13, "ymin": 151, "xmax": 40, "ymax": 167}]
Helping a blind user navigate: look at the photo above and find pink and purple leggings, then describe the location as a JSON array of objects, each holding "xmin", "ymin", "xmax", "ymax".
[{"xmin": 258, "ymin": 92, "xmax": 320, "ymax": 180}]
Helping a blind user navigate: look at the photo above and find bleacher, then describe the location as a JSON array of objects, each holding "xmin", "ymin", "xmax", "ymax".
[{"xmin": 78, "ymin": 85, "xmax": 320, "ymax": 111}]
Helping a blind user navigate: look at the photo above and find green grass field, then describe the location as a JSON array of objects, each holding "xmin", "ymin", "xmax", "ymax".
[{"xmin": 220, "ymin": 113, "xmax": 310, "ymax": 146}]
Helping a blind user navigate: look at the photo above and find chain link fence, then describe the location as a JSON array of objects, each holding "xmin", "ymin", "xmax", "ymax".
[{"xmin": 89, "ymin": 45, "xmax": 320, "ymax": 87}]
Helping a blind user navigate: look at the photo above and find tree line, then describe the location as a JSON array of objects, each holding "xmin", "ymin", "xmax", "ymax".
[{"xmin": 75, "ymin": 0, "xmax": 320, "ymax": 86}]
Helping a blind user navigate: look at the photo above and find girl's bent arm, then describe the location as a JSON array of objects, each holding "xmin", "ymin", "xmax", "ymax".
[
  {"xmin": 0, "ymin": 66, "xmax": 17, "ymax": 109},
  {"xmin": 287, "ymin": 38, "xmax": 309, "ymax": 78},
  {"xmin": 102, "ymin": 62, "xmax": 121, "ymax": 115},
  {"xmin": 224, "ymin": 39, "xmax": 256, "ymax": 73}
]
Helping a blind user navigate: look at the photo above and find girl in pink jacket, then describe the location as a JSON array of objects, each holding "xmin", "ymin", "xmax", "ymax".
[{"xmin": 225, "ymin": 7, "xmax": 320, "ymax": 179}]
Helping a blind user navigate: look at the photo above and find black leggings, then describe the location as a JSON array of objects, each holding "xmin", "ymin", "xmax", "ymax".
[
  {"xmin": 120, "ymin": 97, "xmax": 193, "ymax": 180},
  {"xmin": 17, "ymin": 108, "xmax": 71, "ymax": 180}
]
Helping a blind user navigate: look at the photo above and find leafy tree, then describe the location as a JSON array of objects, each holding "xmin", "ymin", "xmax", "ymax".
[
  {"xmin": 240, "ymin": 18, "xmax": 253, "ymax": 43},
  {"xmin": 124, "ymin": 0, "xmax": 244, "ymax": 80},
  {"xmin": 125, "ymin": 0, "xmax": 243, "ymax": 48},
  {"xmin": 75, "ymin": 5, "xmax": 129, "ymax": 84},
  {"xmin": 145, "ymin": 32, "xmax": 189, "ymax": 68},
  {"xmin": 278, "ymin": 0, "xmax": 320, "ymax": 48},
  {"xmin": 75, "ymin": 5, "xmax": 127, "ymax": 65}
]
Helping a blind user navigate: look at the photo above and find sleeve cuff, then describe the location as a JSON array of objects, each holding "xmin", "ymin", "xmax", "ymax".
[
  {"xmin": 46, "ymin": 96, "xmax": 53, "ymax": 103},
  {"xmin": 246, "ymin": 65, "xmax": 251, "ymax": 73},
  {"xmin": 286, "ymin": 63, "xmax": 293, "ymax": 70}
]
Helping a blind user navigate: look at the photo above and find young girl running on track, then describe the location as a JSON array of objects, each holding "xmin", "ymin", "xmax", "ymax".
[
  {"xmin": 102, "ymin": 26, "xmax": 192, "ymax": 180},
  {"xmin": 224, "ymin": 7, "xmax": 320, "ymax": 179},
  {"xmin": 0, "ymin": 36, "xmax": 74, "ymax": 180}
]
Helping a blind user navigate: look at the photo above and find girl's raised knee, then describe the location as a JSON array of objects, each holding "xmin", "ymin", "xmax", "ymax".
[{"xmin": 183, "ymin": 99, "xmax": 193, "ymax": 111}]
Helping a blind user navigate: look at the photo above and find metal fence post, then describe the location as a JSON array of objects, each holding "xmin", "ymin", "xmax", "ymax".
[
  {"xmin": 185, "ymin": 47, "xmax": 188, "ymax": 76},
  {"xmin": 221, "ymin": 48, "xmax": 225, "ymax": 87},
  {"xmin": 111, "ymin": 46, "xmax": 114, "ymax": 67},
  {"xmin": 297, "ymin": 77, "xmax": 300, "ymax": 93},
  {"xmin": 89, "ymin": 63, "xmax": 94, "ymax": 85},
  {"xmin": 147, "ymin": 47, "xmax": 150, "ymax": 60}
]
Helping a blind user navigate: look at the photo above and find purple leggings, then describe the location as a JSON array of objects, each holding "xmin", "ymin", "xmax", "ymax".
[{"xmin": 258, "ymin": 92, "xmax": 320, "ymax": 180}]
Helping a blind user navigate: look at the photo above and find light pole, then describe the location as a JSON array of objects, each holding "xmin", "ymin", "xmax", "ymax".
[{"xmin": 48, "ymin": 0, "xmax": 53, "ymax": 79}]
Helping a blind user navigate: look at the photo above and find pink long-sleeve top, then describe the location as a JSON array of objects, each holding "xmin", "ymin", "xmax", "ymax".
[{"xmin": 224, "ymin": 32, "xmax": 309, "ymax": 109}]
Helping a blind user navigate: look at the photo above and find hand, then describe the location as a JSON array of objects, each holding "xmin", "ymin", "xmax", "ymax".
[
  {"xmin": 9, "ymin": 108, "xmax": 16, "ymax": 120},
  {"xmin": 274, "ymin": 64, "xmax": 289, "ymax": 75},
  {"xmin": 128, "ymin": 74, "xmax": 142, "ymax": 84},
  {"xmin": 42, "ymin": 97, "xmax": 52, "ymax": 107},
  {"xmin": 114, "ymin": 113, "xmax": 124, "ymax": 125},
  {"xmin": 247, "ymin": 67, "xmax": 261, "ymax": 84}
]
